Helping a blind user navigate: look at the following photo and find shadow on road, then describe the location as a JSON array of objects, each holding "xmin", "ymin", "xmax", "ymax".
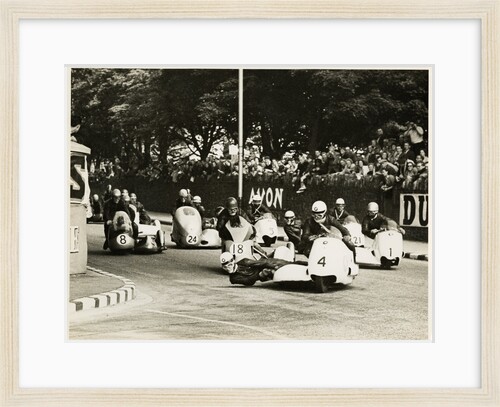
[
  {"xmin": 263, "ymin": 281, "xmax": 359, "ymax": 294},
  {"xmin": 218, "ymin": 281, "xmax": 361, "ymax": 294}
]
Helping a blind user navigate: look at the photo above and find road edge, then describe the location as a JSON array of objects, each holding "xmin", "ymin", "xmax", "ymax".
[{"xmin": 69, "ymin": 266, "xmax": 136, "ymax": 312}]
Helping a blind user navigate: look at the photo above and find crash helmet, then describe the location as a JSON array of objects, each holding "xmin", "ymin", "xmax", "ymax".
[
  {"xmin": 252, "ymin": 194, "xmax": 262, "ymax": 205},
  {"xmin": 112, "ymin": 189, "xmax": 121, "ymax": 199},
  {"xmin": 121, "ymin": 189, "xmax": 129, "ymax": 197},
  {"xmin": 225, "ymin": 197, "xmax": 239, "ymax": 216},
  {"xmin": 92, "ymin": 194, "xmax": 99, "ymax": 201},
  {"xmin": 192, "ymin": 195, "xmax": 202, "ymax": 204},
  {"xmin": 335, "ymin": 198, "xmax": 345, "ymax": 206},
  {"xmin": 220, "ymin": 252, "xmax": 236, "ymax": 273},
  {"xmin": 367, "ymin": 202, "xmax": 379, "ymax": 217},
  {"xmin": 284, "ymin": 210, "xmax": 295, "ymax": 225},
  {"xmin": 311, "ymin": 200, "xmax": 327, "ymax": 223},
  {"xmin": 179, "ymin": 189, "xmax": 188, "ymax": 198}
]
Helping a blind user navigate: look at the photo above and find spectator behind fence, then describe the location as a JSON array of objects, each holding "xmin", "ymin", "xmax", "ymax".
[{"xmin": 88, "ymin": 121, "xmax": 428, "ymax": 194}]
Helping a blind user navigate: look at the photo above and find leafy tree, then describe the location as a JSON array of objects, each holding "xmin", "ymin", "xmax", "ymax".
[
  {"xmin": 151, "ymin": 69, "xmax": 238, "ymax": 161},
  {"xmin": 71, "ymin": 68, "xmax": 239, "ymax": 175},
  {"xmin": 244, "ymin": 69, "xmax": 429, "ymax": 155}
]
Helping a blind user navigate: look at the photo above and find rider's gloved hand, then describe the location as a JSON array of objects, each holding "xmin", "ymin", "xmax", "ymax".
[
  {"xmin": 370, "ymin": 229, "xmax": 379, "ymax": 235},
  {"xmin": 308, "ymin": 234, "xmax": 318, "ymax": 241},
  {"xmin": 106, "ymin": 220, "xmax": 113, "ymax": 225},
  {"xmin": 343, "ymin": 236, "xmax": 352, "ymax": 243}
]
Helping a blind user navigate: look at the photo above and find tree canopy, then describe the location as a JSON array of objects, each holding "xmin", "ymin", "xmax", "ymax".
[
  {"xmin": 243, "ymin": 69, "xmax": 428, "ymax": 157},
  {"xmin": 71, "ymin": 68, "xmax": 428, "ymax": 175}
]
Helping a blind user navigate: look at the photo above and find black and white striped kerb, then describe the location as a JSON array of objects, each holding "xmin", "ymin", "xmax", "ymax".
[
  {"xmin": 69, "ymin": 267, "xmax": 136, "ymax": 313},
  {"xmin": 403, "ymin": 252, "xmax": 429, "ymax": 261}
]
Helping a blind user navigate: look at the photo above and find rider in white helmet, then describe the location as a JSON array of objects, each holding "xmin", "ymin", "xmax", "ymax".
[
  {"xmin": 191, "ymin": 195, "xmax": 206, "ymax": 218},
  {"xmin": 283, "ymin": 210, "xmax": 302, "ymax": 247},
  {"xmin": 245, "ymin": 194, "xmax": 272, "ymax": 223},
  {"xmin": 299, "ymin": 200, "xmax": 354, "ymax": 258},
  {"xmin": 89, "ymin": 193, "xmax": 103, "ymax": 222},
  {"xmin": 175, "ymin": 188, "xmax": 192, "ymax": 209},
  {"xmin": 330, "ymin": 197, "xmax": 350, "ymax": 222},
  {"xmin": 362, "ymin": 201, "xmax": 405, "ymax": 238}
]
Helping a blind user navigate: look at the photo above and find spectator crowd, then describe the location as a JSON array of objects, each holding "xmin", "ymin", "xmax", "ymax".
[{"xmin": 88, "ymin": 122, "xmax": 429, "ymax": 193}]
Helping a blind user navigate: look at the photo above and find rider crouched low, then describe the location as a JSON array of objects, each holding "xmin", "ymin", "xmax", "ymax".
[
  {"xmin": 361, "ymin": 202, "xmax": 405, "ymax": 239},
  {"xmin": 283, "ymin": 210, "xmax": 302, "ymax": 248},
  {"xmin": 299, "ymin": 200, "xmax": 356, "ymax": 259},
  {"xmin": 103, "ymin": 189, "xmax": 139, "ymax": 250},
  {"xmin": 244, "ymin": 194, "xmax": 272, "ymax": 223},
  {"xmin": 221, "ymin": 251, "xmax": 296, "ymax": 286},
  {"xmin": 216, "ymin": 197, "xmax": 251, "ymax": 241}
]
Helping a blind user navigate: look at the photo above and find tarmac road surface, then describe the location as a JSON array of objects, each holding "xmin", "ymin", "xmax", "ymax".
[{"xmin": 69, "ymin": 223, "xmax": 429, "ymax": 340}]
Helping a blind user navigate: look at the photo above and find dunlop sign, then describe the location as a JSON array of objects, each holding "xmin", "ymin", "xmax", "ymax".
[{"xmin": 400, "ymin": 194, "xmax": 429, "ymax": 227}]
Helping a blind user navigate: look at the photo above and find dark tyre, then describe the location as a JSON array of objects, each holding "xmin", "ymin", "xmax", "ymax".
[
  {"xmin": 380, "ymin": 257, "xmax": 392, "ymax": 270},
  {"xmin": 314, "ymin": 276, "xmax": 329, "ymax": 293},
  {"xmin": 263, "ymin": 236, "xmax": 272, "ymax": 247},
  {"xmin": 156, "ymin": 232, "xmax": 163, "ymax": 253}
]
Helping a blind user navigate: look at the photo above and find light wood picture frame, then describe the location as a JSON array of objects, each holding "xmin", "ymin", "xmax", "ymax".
[{"xmin": 1, "ymin": 1, "xmax": 498, "ymax": 406}]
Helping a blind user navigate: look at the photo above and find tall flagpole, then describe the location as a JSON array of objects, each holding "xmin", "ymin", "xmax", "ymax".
[{"xmin": 238, "ymin": 68, "xmax": 243, "ymax": 204}]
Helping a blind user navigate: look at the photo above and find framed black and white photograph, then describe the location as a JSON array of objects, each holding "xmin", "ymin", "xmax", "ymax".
[
  {"xmin": 68, "ymin": 66, "xmax": 430, "ymax": 341},
  {"xmin": 1, "ymin": 2, "xmax": 498, "ymax": 406}
]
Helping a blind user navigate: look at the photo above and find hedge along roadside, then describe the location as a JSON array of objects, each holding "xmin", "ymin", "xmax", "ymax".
[{"xmin": 90, "ymin": 174, "xmax": 428, "ymax": 242}]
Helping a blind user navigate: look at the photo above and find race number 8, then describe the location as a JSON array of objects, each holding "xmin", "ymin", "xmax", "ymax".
[{"xmin": 119, "ymin": 235, "xmax": 127, "ymax": 245}]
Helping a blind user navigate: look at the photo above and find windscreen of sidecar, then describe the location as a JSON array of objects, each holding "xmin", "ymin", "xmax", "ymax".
[
  {"xmin": 385, "ymin": 219, "xmax": 400, "ymax": 231},
  {"xmin": 182, "ymin": 207, "xmax": 197, "ymax": 216}
]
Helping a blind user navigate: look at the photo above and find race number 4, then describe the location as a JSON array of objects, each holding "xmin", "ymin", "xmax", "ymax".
[{"xmin": 317, "ymin": 256, "xmax": 326, "ymax": 267}]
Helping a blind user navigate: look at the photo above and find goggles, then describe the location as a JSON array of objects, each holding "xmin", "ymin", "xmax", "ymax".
[
  {"xmin": 227, "ymin": 207, "xmax": 238, "ymax": 216},
  {"xmin": 312, "ymin": 211, "xmax": 326, "ymax": 220}
]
